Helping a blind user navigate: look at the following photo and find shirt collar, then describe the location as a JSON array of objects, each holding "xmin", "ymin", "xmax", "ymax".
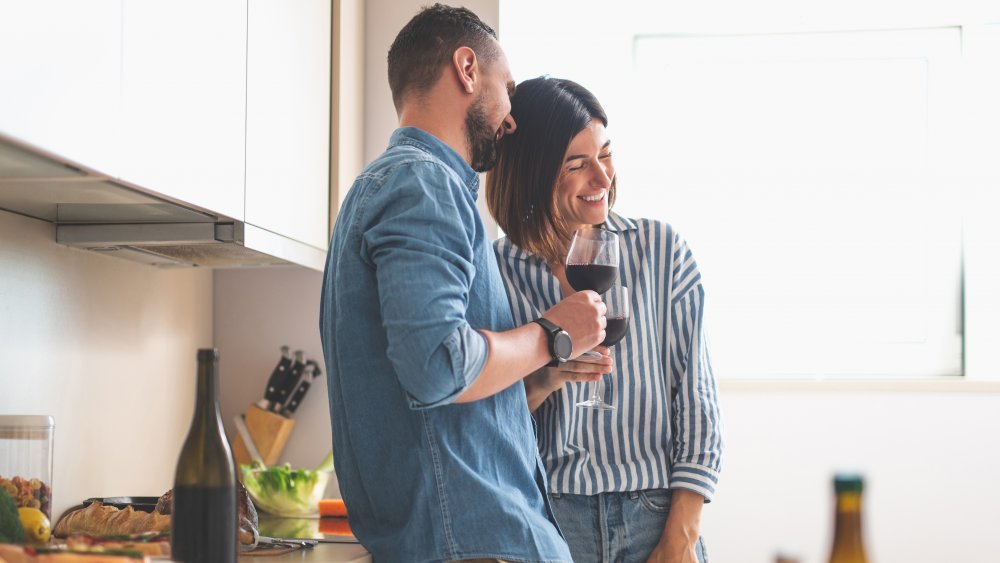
[
  {"xmin": 507, "ymin": 211, "xmax": 638, "ymax": 261},
  {"xmin": 388, "ymin": 126, "xmax": 481, "ymax": 194},
  {"xmin": 603, "ymin": 211, "xmax": 638, "ymax": 233}
]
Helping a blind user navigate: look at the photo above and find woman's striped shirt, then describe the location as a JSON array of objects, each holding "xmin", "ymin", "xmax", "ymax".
[{"xmin": 493, "ymin": 212, "xmax": 724, "ymax": 500}]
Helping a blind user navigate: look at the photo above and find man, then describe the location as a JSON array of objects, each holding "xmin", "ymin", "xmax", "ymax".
[{"xmin": 319, "ymin": 4, "xmax": 607, "ymax": 562}]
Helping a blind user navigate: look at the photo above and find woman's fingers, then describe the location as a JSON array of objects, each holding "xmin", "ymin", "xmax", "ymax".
[{"xmin": 557, "ymin": 360, "xmax": 611, "ymax": 382}]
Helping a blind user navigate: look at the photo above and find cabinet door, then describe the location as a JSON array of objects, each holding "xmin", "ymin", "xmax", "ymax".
[
  {"xmin": 246, "ymin": 0, "xmax": 331, "ymax": 249},
  {"xmin": 119, "ymin": 0, "xmax": 247, "ymax": 220},
  {"xmin": 0, "ymin": 0, "xmax": 121, "ymax": 175}
]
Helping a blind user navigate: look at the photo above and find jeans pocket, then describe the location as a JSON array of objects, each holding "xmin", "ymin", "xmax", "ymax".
[{"xmin": 637, "ymin": 488, "xmax": 672, "ymax": 513}]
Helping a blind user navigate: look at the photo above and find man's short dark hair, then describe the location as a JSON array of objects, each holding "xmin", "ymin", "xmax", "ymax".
[{"xmin": 387, "ymin": 3, "xmax": 499, "ymax": 112}]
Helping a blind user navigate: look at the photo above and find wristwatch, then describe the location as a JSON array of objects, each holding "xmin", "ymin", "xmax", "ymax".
[{"xmin": 533, "ymin": 318, "xmax": 573, "ymax": 367}]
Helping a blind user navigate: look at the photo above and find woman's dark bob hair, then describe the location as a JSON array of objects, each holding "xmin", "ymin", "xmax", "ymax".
[{"xmin": 486, "ymin": 76, "xmax": 616, "ymax": 264}]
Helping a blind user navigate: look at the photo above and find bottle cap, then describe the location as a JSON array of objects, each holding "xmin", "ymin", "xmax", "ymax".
[
  {"xmin": 834, "ymin": 473, "xmax": 864, "ymax": 494},
  {"xmin": 197, "ymin": 348, "xmax": 220, "ymax": 362}
]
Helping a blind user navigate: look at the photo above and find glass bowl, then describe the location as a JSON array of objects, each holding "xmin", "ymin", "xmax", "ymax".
[{"xmin": 240, "ymin": 464, "xmax": 331, "ymax": 517}]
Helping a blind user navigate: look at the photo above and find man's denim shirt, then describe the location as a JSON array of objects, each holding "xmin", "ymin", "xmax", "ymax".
[{"xmin": 320, "ymin": 127, "xmax": 571, "ymax": 563}]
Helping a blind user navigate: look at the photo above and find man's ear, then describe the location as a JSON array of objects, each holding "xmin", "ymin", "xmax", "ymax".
[{"xmin": 451, "ymin": 46, "xmax": 478, "ymax": 95}]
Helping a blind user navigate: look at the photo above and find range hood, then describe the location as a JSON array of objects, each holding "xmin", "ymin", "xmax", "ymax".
[{"xmin": 0, "ymin": 132, "xmax": 325, "ymax": 269}]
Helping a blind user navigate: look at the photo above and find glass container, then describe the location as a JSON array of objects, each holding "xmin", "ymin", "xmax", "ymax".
[{"xmin": 0, "ymin": 415, "xmax": 54, "ymax": 519}]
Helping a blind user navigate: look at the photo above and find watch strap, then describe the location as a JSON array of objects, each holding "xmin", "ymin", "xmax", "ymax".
[{"xmin": 533, "ymin": 318, "xmax": 565, "ymax": 367}]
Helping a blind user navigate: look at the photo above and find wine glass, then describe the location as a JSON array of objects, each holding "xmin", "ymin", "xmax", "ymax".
[
  {"xmin": 566, "ymin": 226, "xmax": 619, "ymax": 295},
  {"xmin": 576, "ymin": 284, "xmax": 629, "ymax": 410}
]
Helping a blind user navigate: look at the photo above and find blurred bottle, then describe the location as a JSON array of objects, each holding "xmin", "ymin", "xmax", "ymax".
[
  {"xmin": 828, "ymin": 473, "xmax": 869, "ymax": 563},
  {"xmin": 171, "ymin": 349, "xmax": 238, "ymax": 563}
]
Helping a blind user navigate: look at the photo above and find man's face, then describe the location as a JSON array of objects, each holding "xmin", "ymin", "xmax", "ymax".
[{"xmin": 466, "ymin": 49, "xmax": 517, "ymax": 173}]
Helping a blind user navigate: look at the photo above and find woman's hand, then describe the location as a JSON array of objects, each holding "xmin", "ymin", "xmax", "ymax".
[
  {"xmin": 645, "ymin": 541, "xmax": 698, "ymax": 563},
  {"xmin": 523, "ymin": 347, "xmax": 612, "ymax": 412},
  {"xmin": 645, "ymin": 489, "xmax": 704, "ymax": 563}
]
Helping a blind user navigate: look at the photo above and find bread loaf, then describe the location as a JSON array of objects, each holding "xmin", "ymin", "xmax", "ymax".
[{"xmin": 53, "ymin": 503, "xmax": 170, "ymax": 538}]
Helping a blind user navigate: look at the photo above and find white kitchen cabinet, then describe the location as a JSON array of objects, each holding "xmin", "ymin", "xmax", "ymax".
[
  {"xmin": 246, "ymin": 0, "xmax": 332, "ymax": 250},
  {"xmin": 119, "ymin": 0, "xmax": 248, "ymax": 221},
  {"xmin": 0, "ymin": 0, "xmax": 121, "ymax": 175},
  {"xmin": 1, "ymin": 0, "xmax": 334, "ymax": 268}
]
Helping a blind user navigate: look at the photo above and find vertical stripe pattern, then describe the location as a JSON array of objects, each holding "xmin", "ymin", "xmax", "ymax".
[{"xmin": 493, "ymin": 213, "xmax": 724, "ymax": 500}]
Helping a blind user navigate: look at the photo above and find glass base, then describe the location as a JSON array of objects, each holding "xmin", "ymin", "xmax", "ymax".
[{"xmin": 575, "ymin": 399, "xmax": 615, "ymax": 410}]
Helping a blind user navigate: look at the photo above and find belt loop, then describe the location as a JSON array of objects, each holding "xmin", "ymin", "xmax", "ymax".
[
  {"xmin": 550, "ymin": 492, "xmax": 562, "ymax": 499},
  {"xmin": 628, "ymin": 491, "xmax": 639, "ymax": 500}
]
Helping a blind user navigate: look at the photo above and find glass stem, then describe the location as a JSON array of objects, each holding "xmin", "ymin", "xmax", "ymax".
[
  {"xmin": 590, "ymin": 351, "xmax": 612, "ymax": 404},
  {"xmin": 589, "ymin": 379, "xmax": 604, "ymax": 404}
]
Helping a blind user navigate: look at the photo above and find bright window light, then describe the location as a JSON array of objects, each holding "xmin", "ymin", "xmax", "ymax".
[{"xmin": 501, "ymin": 13, "xmax": 982, "ymax": 378}]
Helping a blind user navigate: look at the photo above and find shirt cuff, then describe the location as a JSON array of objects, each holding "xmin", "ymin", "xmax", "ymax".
[
  {"xmin": 454, "ymin": 323, "xmax": 489, "ymax": 389},
  {"xmin": 404, "ymin": 323, "xmax": 488, "ymax": 409},
  {"xmin": 669, "ymin": 462, "xmax": 720, "ymax": 503}
]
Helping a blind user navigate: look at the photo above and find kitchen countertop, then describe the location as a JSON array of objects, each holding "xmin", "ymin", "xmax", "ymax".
[
  {"xmin": 239, "ymin": 542, "xmax": 371, "ymax": 562},
  {"xmin": 241, "ymin": 516, "xmax": 371, "ymax": 562}
]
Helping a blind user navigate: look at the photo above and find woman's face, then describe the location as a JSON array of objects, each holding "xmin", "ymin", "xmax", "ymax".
[{"xmin": 554, "ymin": 121, "xmax": 614, "ymax": 234}]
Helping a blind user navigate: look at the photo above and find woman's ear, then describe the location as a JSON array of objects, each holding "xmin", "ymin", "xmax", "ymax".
[{"xmin": 451, "ymin": 46, "xmax": 478, "ymax": 95}]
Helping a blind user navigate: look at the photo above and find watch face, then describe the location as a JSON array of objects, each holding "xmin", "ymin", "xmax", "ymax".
[{"xmin": 553, "ymin": 331, "xmax": 573, "ymax": 361}]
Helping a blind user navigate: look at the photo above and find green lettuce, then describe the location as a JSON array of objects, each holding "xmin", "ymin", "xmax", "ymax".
[{"xmin": 240, "ymin": 453, "xmax": 332, "ymax": 516}]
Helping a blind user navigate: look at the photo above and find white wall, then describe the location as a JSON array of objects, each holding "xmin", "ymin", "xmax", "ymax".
[
  {"xmin": 0, "ymin": 209, "xmax": 213, "ymax": 519},
  {"xmin": 213, "ymin": 268, "xmax": 334, "ymax": 489},
  {"xmin": 705, "ymin": 386, "xmax": 1000, "ymax": 563}
]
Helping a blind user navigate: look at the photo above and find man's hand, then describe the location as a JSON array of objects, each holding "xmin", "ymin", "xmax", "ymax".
[
  {"xmin": 645, "ymin": 489, "xmax": 704, "ymax": 563},
  {"xmin": 458, "ymin": 289, "xmax": 605, "ymax": 403},
  {"xmin": 524, "ymin": 348, "xmax": 612, "ymax": 411},
  {"xmin": 542, "ymin": 290, "xmax": 607, "ymax": 357}
]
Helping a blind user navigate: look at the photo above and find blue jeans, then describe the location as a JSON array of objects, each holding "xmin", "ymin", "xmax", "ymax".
[{"xmin": 549, "ymin": 490, "xmax": 708, "ymax": 563}]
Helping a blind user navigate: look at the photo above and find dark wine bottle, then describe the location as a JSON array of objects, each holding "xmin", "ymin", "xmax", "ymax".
[{"xmin": 171, "ymin": 349, "xmax": 238, "ymax": 563}]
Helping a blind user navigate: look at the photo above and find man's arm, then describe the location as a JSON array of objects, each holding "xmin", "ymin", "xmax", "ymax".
[
  {"xmin": 521, "ymin": 350, "xmax": 612, "ymax": 411},
  {"xmin": 363, "ymin": 164, "xmax": 606, "ymax": 408},
  {"xmin": 456, "ymin": 290, "xmax": 607, "ymax": 403}
]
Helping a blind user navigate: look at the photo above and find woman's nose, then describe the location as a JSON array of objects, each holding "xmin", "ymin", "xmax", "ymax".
[{"xmin": 594, "ymin": 160, "xmax": 613, "ymax": 188}]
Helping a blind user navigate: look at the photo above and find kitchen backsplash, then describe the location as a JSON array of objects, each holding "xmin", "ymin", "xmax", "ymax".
[
  {"xmin": 0, "ymin": 209, "xmax": 213, "ymax": 519},
  {"xmin": 213, "ymin": 266, "xmax": 337, "ymax": 496}
]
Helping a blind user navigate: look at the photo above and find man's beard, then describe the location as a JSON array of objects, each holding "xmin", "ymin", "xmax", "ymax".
[{"xmin": 465, "ymin": 97, "xmax": 501, "ymax": 173}]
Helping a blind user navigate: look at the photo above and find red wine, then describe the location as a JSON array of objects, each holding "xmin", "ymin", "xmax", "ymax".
[
  {"xmin": 171, "ymin": 485, "xmax": 237, "ymax": 563},
  {"xmin": 602, "ymin": 316, "xmax": 629, "ymax": 347},
  {"xmin": 566, "ymin": 264, "xmax": 617, "ymax": 294},
  {"xmin": 172, "ymin": 349, "xmax": 238, "ymax": 563}
]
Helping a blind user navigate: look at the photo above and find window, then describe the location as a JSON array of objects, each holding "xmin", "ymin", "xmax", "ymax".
[
  {"xmin": 502, "ymin": 6, "xmax": 999, "ymax": 378},
  {"xmin": 621, "ymin": 29, "xmax": 963, "ymax": 377}
]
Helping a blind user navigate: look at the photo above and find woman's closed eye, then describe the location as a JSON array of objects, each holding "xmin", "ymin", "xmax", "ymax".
[{"xmin": 567, "ymin": 152, "xmax": 612, "ymax": 173}]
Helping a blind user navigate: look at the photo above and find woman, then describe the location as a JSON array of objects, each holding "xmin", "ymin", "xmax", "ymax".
[{"xmin": 486, "ymin": 77, "xmax": 723, "ymax": 563}]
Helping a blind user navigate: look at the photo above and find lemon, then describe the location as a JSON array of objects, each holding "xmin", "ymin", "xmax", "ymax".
[{"xmin": 17, "ymin": 507, "xmax": 51, "ymax": 545}]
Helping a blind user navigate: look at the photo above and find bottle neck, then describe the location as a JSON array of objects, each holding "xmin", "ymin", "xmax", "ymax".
[
  {"xmin": 194, "ymin": 355, "xmax": 222, "ymax": 421},
  {"xmin": 830, "ymin": 492, "xmax": 866, "ymax": 560}
]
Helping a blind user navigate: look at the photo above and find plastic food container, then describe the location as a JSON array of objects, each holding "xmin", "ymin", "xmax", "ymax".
[{"xmin": 0, "ymin": 415, "xmax": 54, "ymax": 519}]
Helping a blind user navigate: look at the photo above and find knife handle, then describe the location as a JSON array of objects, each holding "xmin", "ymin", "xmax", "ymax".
[
  {"xmin": 284, "ymin": 380, "xmax": 311, "ymax": 414},
  {"xmin": 263, "ymin": 347, "xmax": 294, "ymax": 409},
  {"xmin": 274, "ymin": 350, "xmax": 307, "ymax": 411},
  {"xmin": 284, "ymin": 362, "xmax": 317, "ymax": 414}
]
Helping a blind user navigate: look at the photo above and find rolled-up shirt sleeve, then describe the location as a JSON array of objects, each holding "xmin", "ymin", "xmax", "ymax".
[
  {"xmin": 360, "ymin": 162, "xmax": 487, "ymax": 409},
  {"xmin": 668, "ymin": 236, "xmax": 724, "ymax": 501}
]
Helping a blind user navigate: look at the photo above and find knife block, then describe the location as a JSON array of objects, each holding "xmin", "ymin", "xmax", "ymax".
[{"xmin": 232, "ymin": 404, "xmax": 296, "ymax": 468}]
